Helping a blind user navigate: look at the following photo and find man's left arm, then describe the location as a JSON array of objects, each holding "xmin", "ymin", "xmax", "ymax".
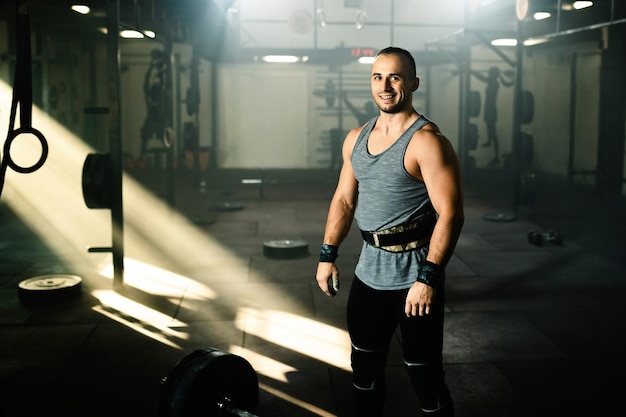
[
  {"xmin": 419, "ymin": 130, "xmax": 464, "ymax": 267},
  {"xmin": 405, "ymin": 128, "xmax": 464, "ymax": 316}
]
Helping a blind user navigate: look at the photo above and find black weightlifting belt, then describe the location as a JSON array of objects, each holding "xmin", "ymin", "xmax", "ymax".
[{"xmin": 360, "ymin": 211, "xmax": 436, "ymax": 253}]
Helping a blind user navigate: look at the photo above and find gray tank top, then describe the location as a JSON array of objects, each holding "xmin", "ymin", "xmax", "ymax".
[{"xmin": 351, "ymin": 115, "xmax": 436, "ymax": 290}]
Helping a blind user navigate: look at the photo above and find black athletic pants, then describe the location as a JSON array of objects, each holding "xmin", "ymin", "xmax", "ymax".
[{"xmin": 347, "ymin": 276, "xmax": 453, "ymax": 417}]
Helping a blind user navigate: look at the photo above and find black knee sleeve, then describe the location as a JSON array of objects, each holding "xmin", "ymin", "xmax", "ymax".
[
  {"xmin": 406, "ymin": 361, "xmax": 453, "ymax": 414},
  {"xmin": 351, "ymin": 345, "xmax": 388, "ymax": 417},
  {"xmin": 351, "ymin": 344, "xmax": 388, "ymax": 389}
]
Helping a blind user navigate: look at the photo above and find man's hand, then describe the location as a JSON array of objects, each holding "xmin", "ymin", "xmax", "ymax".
[
  {"xmin": 405, "ymin": 281, "xmax": 436, "ymax": 317},
  {"xmin": 316, "ymin": 262, "xmax": 340, "ymax": 297}
]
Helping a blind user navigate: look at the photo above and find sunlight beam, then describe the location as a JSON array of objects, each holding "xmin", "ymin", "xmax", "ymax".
[
  {"xmin": 1, "ymin": 81, "xmax": 354, "ymax": 416},
  {"xmin": 92, "ymin": 289, "xmax": 189, "ymax": 349},
  {"xmin": 237, "ymin": 308, "xmax": 351, "ymax": 370},
  {"xmin": 259, "ymin": 382, "xmax": 337, "ymax": 417}
]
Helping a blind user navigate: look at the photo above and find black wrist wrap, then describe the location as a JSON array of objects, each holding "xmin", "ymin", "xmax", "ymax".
[
  {"xmin": 416, "ymin": 261, "xmax": 443, "ymax": 287},
  {"xmin": 319, "ymin": 244, "xmax": 338, "ymax": 262}
]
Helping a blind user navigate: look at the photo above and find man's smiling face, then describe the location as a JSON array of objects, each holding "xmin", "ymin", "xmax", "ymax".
[{"xmin": 371, "ymin": 53, "xmax": 419, "ymax": 114}]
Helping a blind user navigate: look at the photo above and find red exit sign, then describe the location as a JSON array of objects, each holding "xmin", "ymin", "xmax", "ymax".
[{"xmin": 351, "ymin": 48, "xmax": 376, "ymax": 58}]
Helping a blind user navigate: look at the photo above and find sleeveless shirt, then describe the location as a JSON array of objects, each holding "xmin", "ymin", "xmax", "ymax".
[{"xmin": 351, "ymin": 115, "xmax": 437, "ymax": 290}]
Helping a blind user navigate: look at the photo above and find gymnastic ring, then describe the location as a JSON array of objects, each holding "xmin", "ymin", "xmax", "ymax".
[
  {"xmin": 4, "ymin": 127, "xmax": 49, "ymax": 174},
  {"xmin": 355, "ymin": 10, "xmax": 366, "ymax": 30},
  {"xmin": 163, "ymin": 127, "xmax": 175, "ymax": 148}
]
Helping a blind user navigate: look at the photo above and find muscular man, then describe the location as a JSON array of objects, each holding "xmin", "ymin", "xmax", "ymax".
[{"xmin": 315, "ymin": 47, "xmax": 464, "ymax": 417}]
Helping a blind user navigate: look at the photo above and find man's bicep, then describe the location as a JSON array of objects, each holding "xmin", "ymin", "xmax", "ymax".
[
  {"xmin": 333, "ymin": 129, "xmax": 360, "ymax": 202},
  {"xmin": 333, "ymin": 161, "xmax": 358, "ymax": 206},
  {"xmin": 420, "ymin": 137, "xmax": 462, "ymax": 214}
]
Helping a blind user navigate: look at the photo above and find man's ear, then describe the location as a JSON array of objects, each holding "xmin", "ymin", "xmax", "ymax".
[{"xmin": 412, "ymin": 77, "xmax": 420, "ymax": 92}]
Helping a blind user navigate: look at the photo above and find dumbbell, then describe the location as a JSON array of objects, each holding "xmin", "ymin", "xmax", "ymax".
[
  {"xmin": 527, "ymin": 229, "xmax": 564, "ymax": 246},
  {"xmin": 159, "ymin": 348, "xmax": 259, "ymax": 417}
]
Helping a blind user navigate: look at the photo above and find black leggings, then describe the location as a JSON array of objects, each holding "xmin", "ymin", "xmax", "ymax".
[{"xmin": 347, "ymin": 276, "xmax": 452, "ymax": 417}]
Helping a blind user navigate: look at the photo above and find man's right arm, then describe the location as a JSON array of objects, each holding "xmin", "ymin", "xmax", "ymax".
[{"xmin": 315, "ymin": 128, "xmax": 360, "ymax": 297}]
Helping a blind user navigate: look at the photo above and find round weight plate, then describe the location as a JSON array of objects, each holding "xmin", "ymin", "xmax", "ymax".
[
  {"xmin": 18, "ymin": 274, "xmax": 82, "ymax": 307},
  {"xmin": 82, "ymin": 153, "xmax": 112, "ymax": 209},
  {"xmin": 189, "ymin": 216, "xmax": 216, "ymax": 225},
  {"xmin": 263, "ymin": 239, "xmax": 309, "ymax": 259},
  {"xmin": 531, "ymin": 232, "xmax": 543, "ymax": 246},
  {"xmin": 210, "ymin": 202, "xmax": 244, "ymax": 212},
  {"xmin": 482, "ymin": 212, "xmax": 518, "ymax": 222},
  {"xmin": 159, "ymin": 348, "xmax": 259, "ymax": 417}
]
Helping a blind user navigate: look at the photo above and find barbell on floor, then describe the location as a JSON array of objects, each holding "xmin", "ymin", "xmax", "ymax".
[
  {"xmin": 217, "ymin": 399, "xmax": 259, "ymax": 417},
  {"xmin": 159, "ymin": 348, "xmax": 260, "ymax": 417}
]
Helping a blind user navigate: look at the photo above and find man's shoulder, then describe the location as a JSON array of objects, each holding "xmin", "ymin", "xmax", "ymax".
[
  {"xmin": 408, "ymin": 121, "xmax": 449, "ymax": 155},
  {"xmin": 343, "ymin": 125, "xmax": 365, "ymax": 151}
]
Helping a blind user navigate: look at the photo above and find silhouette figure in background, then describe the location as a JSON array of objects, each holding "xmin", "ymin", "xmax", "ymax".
[
  {"xmin": 140, "ymin": 49, "xmax": 167, "ymax": 157},
  {"xmin": 329, "ymin": 93, "xmax": 378, "ymax": 169},
  {"xmin": 342, "ymin": 92, "xmax": 377, "ymax": 126},
  {"xmin": 471, "ymin": 66, "xmax": 513, "ymax": 167}
]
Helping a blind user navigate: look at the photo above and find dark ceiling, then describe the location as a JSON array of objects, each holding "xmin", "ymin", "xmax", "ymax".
[
  {"xmin": 1, "ymin": 0, "xmax": 624, "ymax": 60},
  {"xmin": 1, "ymin": 0, "xmax": 231, "ymax": 42}
]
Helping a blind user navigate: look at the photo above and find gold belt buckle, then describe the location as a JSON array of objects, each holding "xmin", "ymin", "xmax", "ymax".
[{"xmin": 372, "ymin": 232, "xmax": 380, "ymax": 247}]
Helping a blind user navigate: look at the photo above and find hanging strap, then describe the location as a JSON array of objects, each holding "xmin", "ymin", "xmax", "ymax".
[{"xmin": 0, "ymin": 0, "xmax": 49, "ymax": 197}]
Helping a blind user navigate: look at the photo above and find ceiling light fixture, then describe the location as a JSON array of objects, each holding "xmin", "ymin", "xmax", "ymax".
[
  {"xmin": 262, "ymin": 55, "xmax": 300, "ymax": 63},
  {"xmin": 524, "ymin": 37, "xmax": 550, "ymax": 46},
  {"xmin": 120, "ymin": 29, "xmax": 144, "ymax": 39},
  {"xmin": 491, "ymin": 38, "xmax": 517, "ymax": 46},
  {"xmin": 71, "ymin": 4, "xmax": 90, "ymax": 15},
  {"xmin": 573, "ymin": 1, "xmax": 593, "ymax": 10},
  {"xmin": 533, "ymin": 11, "xmax": 552, "ymax": 20},
  {"xmin": 358, "ymin": 57, "xmax": 375, "ymax": 64}
]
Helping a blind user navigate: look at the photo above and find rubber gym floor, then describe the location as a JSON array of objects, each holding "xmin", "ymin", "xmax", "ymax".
[{"xmin": 1, "ymin": 167, "xmax": 625, "ymax": 417}]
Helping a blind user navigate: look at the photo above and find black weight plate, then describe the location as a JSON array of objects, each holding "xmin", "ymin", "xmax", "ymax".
[
  {"xmin": 159, "ymin": 348, "xmax": 259, "ymax": 417},
  {"xmin": 482, "ymin": 212, "xmax": 518, "ymax": 222},
  {"xmin": 18, "ymin": 274, "xmax": 82, "ymax": 308},
  {"xmin": 263, "ymin": 239, "xmax": 309, "ymax": 259},
  {"xmin": 82, "ymin": 153, "xmax": 112, "ymax": 209},
  {"xmin": 210, "ymin": 202, "xmax": 244, "ymax": 212},
  {"xmin": 190, "ymin": 216, "xmax": 216, "ymax": 225}
]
